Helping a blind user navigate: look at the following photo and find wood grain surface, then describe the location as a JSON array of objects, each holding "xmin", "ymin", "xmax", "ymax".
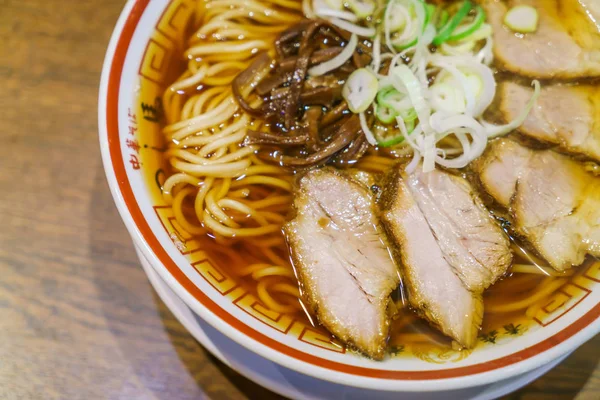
[{"xmin": 1, "ymin": 0, "xmax": 600, "ymax": 399}]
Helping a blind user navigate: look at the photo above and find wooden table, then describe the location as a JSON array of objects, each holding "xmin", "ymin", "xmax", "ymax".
[{"xmin": 1, "ymin": 1, "xmax": 600, "ymax": 398}]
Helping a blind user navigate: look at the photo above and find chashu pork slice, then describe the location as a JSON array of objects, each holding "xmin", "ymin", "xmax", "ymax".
[
  {"xmin": 403, "ymin": 168, "xmax": 512, "ymax": 292},
  {"xmin": 380, "ymin": 168, "xmax": 484, "ymax": 348},
  {"xmin": 483, "ymin": 0, "xmax": 600, "ymax": 79},
  {"xmin": 500, "ymin": 82, "xmax": 600, "ymax": 161},
  {"xmin": 475, "ymin": 138, "xmax": 600, "ymax": 271},
  {"xmin": 284, "ymin": 168, "xmax": 399, "ymax": 359}
]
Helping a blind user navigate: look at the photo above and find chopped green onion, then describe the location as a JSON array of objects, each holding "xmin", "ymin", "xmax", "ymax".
[
  {"xmin": 324, "ymin": 0, "xmax": 343, "ymax": 11},
  {"xmin": 376, "ymin": 87, "xmax": 411, "ymax": 111},
  {"xmin": 504, "ymin": 5, "xmax": 538, "ymax": 33},
  {"xmin": 392, "ymin": 36, "xmax": 418, "ymax": 50},
  {"xmin": 377, "ymin": 134, "xmax": 405, "ymax": 147},
  {"xmin": 342, "ymin": 68, "xmax": 379, "ymax": 113},
  {"xmin": 432, "ymin": 1, "xmax": 473, "ymax": 46},
  {"xmin": 440, "ymin": 39, "xmax": 476, "ymax": 56},
  {"xmin": 435, "ymin": 9, "xmax": 449, "ymax": 29},
  {"xmin": 447, "ymin": 5, "xmax": 485, "ymax": 42},
  {"xmin": 347, "ymin": 0, "xmax": 376, "ymax": 19},
  {"xmin": 430, "ymin": 80, "xmax": 467, "ymax": 113},
  {"xmin": 425, "ymin": 3, "xmax": 435, "ymax": 27},
  {"xmin": 386, "ymin": 2, "xmax": 409, "ymax": 32},
  {"xmin": 455, "ymin": 22, "xmax": 492, "ymax": 43},
  {"xmin": 374, "ymin": 103, "xmax": 399, "ymax": 124},
  {"xmin": 391, "ymin": 65, "xmax": 432, "ymax": 136},
  {"xmin": 376, "ymin": 119, "xmax": 415, "ymax": 147},
  {"xmin": 388, "ymin": 0, "xmax": 430, "ymax": 50},
  {"xmin": 400, "ymin": 108, "xmax": 417, "ymax": 122}
]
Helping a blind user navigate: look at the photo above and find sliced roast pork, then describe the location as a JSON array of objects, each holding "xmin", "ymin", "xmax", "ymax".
[
  {"xmin": 284, "ymin": 168, "xmax": 399, "ymax": 359},
  {"xmin": 379, "ymin": 168, "xmax": 484, "ymax": 348},
  {"xmin": 475, "ymin": 139, "xmax": 600, "ymax": 271},
  {"xmin": 499, "ymin": 82, "xmax": 600, "ymax": 161},
  {"xmin": 484, "ymin": 0, "xmax": 600, "ymax": 79},
  {"xmin": 403, "ymin": 168, "xmax": 512, "ymax": 292}
]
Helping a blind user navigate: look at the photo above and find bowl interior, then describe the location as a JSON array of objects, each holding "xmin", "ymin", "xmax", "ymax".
[{"xmin": 99, "ymin": 0, "xmax": 600, "ymax": 390}]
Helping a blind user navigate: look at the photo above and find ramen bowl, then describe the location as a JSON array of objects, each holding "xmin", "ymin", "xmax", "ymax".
[{"xmin": 99, "ymin": 0, "xmax": 600, "ymax": 396}]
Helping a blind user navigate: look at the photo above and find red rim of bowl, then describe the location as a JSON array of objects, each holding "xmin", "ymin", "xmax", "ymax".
[{"xmin": 99, "ymin": 0, "xmax": 600, "ymax": 389}]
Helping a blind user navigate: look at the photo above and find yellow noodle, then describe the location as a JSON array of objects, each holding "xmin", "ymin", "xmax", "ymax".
[
  {"xmin": 170, "ymin": 63, "xmax": 209, "ymax": 92},
  {"xmin": 243, "ymin": 195, "xmax": 293, "ymax": 209},
  {"xmin": 243, "ymin": 164, "xmax": 293, "ymax": 176},
  {"xmin": 246, "ymin": 236, "xmax": 286, "ymax": 247},
  {"xmin": 218, "ymin": 198, "xmax": 270, "ymax": 226},
  {"xmin": 512, "ymin": 263, "xmax": 574, "ymax": 277},
  {"xmin": 181, "ymin": 94, "xmax": 202, "ymax": 121},
  {"xmin": 168, "ymin": 146, "xmax": 256, "ymax": 165},
  {"xmin": 231, "ymin": 175, "xmax": 293, "ymax": 191},
  {"xmin": 267, "ymin": 0, "xmax": 304, "ymax": 10},
  {"xmin": 360, "ymin": 155, "xmax": 396, "ymax": 166},
  {"xmin": 172, "ymin": 187, "xmax": 207, "ymax": 235},
  {"xmin": 214, "ymin": 178, "xmax": 232, "ymax": 200},
  {"xmin": 170, "ymin": 158, "xmax": 251, "ymax": 177},
  {"xmin": 252, "ymin": 266, "xmax": 296, "ymax": 280},
  {"xmin": 486, "ymin": 278, "xmax": 568, "ymax": 313},
  {"xmin": 194, "ymin": 176, "xmax": 215, "ymax": 219},
  {"xmin": 257, "ymin": 278, "xmax": 300, "ymax": 313},
  {"xmin": 237, "ymin": 263, "xmax": 272, "ymax": 276},
  {"xmin": 228, "ymin": 188, "xmax": 251, "ymax": 198},
  {"xmin": 186, "ymin": 40, "xmax": 271, "ymax": 57},
  {"xmin": 255, "ymin": 210, "xmax": 287, "ymax": 223},
  {"xmin": 205, "ymin": 190, "xmax": 240, "ymax": 228},
  {"xmin": 165, "ymin": 95, "xmax": 235, "ymax": 134},
  {"xmin": 525, "ymin": 300, "xmax": 545, "ymax": 319},
  {"xmin": 162, "ymin": 173, "xmax": 201, "ymax": 195},
  {"xmin": 196, "ymin": 20, "xmax": 289, "ymax": 37},
  {"xmin": 271, "ymin": 282, "xmax": 301, "ymax": 299},
  {"xmin": 198, "ymin": 129, "xmax": 247, "ymax": 156},
  {"xmin": 190, "ymin": 87, "xmax": 227, "ymax": 115},
  {"xmin": 178, "ymin": 117, "xmax": 249, "ymax": 147},
  {"xmin": 207, "ymin": 243, "xmax": 247, "ymax": 266},
  {"xmin": 263, "ymin": 246, "xmax": 289, "ymax": 267},
  {"xmin": 205, "ymin": 87, "xmax": 234, "ymax": 111},
  {"xmin": 170, "ymin": 101, "xmax": 238, "ymax": 140},
  {"xmin": 203, "ymin": 212, "xmax": 281, "ymax": 237}
]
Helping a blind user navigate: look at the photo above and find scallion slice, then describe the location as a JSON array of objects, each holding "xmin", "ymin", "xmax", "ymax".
[
  {"xmin": 435, "ymin": 9, "xmax": 449, "ymax": 29},
  {"xmin": 504, "ymin": 5, "xmax": 538, "ymax": 33},
  {"xmin": 377, "ymin": 134, "xmax": 405, "ymax": 148},
  {"xmin": 425, "ymin": 3, "xmax": 435, "ymax": 27},
  {"xmin": 447, "ymin": 5, "xmax": 485, "ymax": 42},
  {"xmin": 375, "ymin": 119, "xmax": 415, "ymax": 147},
  {"xmin": 374, "ymin": 103, "xmax": 399, "ymax": 124},
  {"xmin": 391, "ymin": 36, "xmax": 418, "ymax": 50},
  {"xmin": 388, "ymin": 0, "xmax": 431, "ymax": 50},
  {"xmin": 324, "ymin": 0, "xmax": 343, "ymax": 11},
  {"xmin": 400, "ymin": 108, "xmax": 417, "ymax": 122},
  {"xmin": 376, "ymin": 87, "xmax": 411, "ymax": 112},
  {"xmin": 432, "ymin": 1, "xmax": 473, "ymax": 46},
  {"xmin": 342, "ymin": 68, "xmax": 379, "ymax": 113},
  {"xmin": 347, "ymin": 0, "xmax": 375, "ymax": 19}
]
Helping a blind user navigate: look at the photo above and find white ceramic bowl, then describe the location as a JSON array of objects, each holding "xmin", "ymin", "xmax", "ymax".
[
  {"xmin": 99, "ymin": 0, "xmax": 600, "ymax": 395},
  {"xmin": 135, "ymin": 243, "xmax": 571, "ymax": 399}
]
